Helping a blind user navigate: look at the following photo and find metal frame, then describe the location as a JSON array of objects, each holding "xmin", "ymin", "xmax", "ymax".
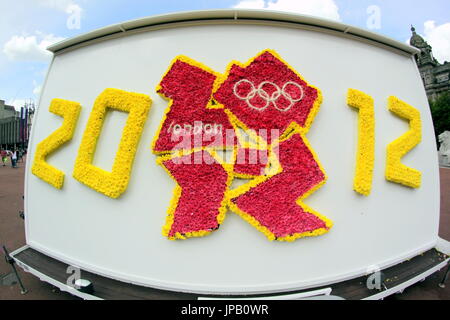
[
  {"xmin": 198, "ymin": 288, "xmax": 333, "ymax": 300},
  {"xmin": 47, "ymin": 9, "xmax": 419, "ymax": 56},
  {"xmin": 11, "ymin": 244, "xmax": 449, "ymax": 300},
  {"xmin": 363, "ymin": 259, "xmax": 449, "ymax": 300},
  {"xmin": 11, "ymin": 245, "xmax": 101, "ymax": 300},
  {"xmin": 439, "ymin": 263, "xmax": 450, "ymax": 288}
]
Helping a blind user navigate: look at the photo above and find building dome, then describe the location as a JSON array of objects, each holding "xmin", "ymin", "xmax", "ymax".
[{"xmin": 410, "ymin": 26, "xmax": 427, "ymax": 48}]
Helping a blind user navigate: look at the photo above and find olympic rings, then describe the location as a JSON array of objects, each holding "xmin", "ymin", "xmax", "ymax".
[{"xmin": 233, "ymin": 79, "xmax": 304, "ymax": 112}]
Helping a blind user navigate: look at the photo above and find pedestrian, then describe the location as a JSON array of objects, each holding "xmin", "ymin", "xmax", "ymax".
[
  {"xmin": 11, "ymin": 149, "xmax": 18, "ymax": 168},
  {"xmin": 1, "ymin": 149, "xmax": 7, "ymax": 166}
]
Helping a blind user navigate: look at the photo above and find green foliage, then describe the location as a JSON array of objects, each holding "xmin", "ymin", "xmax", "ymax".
[{"xmin": 430, "ymin": 92, "xmax": 450, "ymax": 148}]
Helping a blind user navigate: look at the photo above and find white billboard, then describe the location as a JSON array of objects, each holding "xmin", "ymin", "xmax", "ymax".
[{"xmin": 25, "ymin": 10, "xmax": 441, "ymax": 295}]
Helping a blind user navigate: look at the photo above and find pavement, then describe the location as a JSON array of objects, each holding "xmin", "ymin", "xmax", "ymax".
[{"xmin": 0, "ymin": 157, "xmax": 449, "ymax": 300}]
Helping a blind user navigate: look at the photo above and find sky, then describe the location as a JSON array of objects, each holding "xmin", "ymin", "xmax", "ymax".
[{"xmin": 1, "ymin": 0, "xmax": 449, "ymax": 111}]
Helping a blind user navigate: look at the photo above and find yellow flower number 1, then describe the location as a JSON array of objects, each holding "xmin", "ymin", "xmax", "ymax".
[
  {"xmin": 31, "ymin": 99, "xmax": 81, "ymax": 189},
  {"xmin": 347, "ymin": 89, "xmax": 375, "ymax": 196}
]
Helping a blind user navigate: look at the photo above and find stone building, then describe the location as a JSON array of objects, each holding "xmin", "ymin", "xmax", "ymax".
[
  {"xmin": 0, "ymin": 99, "xmax": 34, "ymax": 149},
  {"xmin": 410, "ymin": 26, "xmax": 450, "ymax": 101},
  {"xmin": 0, "ymin": 99, "xmax": 18, "ymax": 119},
  {"xmin": 0, "ymin": 99, "xmax": 20, "ymax": 148}
]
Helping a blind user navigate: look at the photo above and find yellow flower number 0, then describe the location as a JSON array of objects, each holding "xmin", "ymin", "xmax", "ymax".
[{"xmin": 73, "ymin": 88, "xmax": 151, "ymax": 198}]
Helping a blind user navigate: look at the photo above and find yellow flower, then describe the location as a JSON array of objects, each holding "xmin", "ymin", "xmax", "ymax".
[
  {"xmin": 32, "ymin": 99, "xmax": 81, "ymax": 189},
  {"xmin": 73, "ymin": 88, "xmax": 151, "ymax": 198},
  {"xmin": 347, "ymin": 89, "xmax": 375, "ymax": 196},
  {"xmin": 386, "ymin": 96, "xmax": 422, "ymax": 189}
]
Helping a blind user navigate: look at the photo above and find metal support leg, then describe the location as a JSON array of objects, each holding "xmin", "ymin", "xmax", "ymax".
[
  {"xmin": 2, "ymin": 246, "xmax": 28, "ymax": 294},
  {"xmin": 439, "ymin": 263, "xmax": 450, "ymax": 289}
]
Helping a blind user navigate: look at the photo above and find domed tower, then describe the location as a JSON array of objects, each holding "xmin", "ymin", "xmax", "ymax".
[
  {"xmin": 410, "ymin": 26, "xmax": 438, "ymax": 67},
  {"xmin": 409, "ymin": 26, "xmax": 441, "ymax": 100}
]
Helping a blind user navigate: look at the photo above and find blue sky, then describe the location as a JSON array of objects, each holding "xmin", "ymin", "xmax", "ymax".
[{"xmin": 1, "ymin": 0, "xmax": 449, "ymax": 110}]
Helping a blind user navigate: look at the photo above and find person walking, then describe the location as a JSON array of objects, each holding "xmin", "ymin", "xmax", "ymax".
[
  {"xmin": 1, "ymin": 149, "xmax": 7, "ymax": 167},
  {"xmin": 11, "ymin": 149, "xmax": 18, "ymax": 168}
]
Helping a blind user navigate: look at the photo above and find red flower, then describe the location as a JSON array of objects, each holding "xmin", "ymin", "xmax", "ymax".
[
  {"xmin": 154, "ymin": 59, "xmax": 235, "ymax": 154},
  {"xmin": 214, "ymin": 51, "xmax": 320, "ymax": 144}
]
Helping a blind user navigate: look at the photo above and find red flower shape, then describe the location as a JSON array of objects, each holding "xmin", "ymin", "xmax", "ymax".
[
  {"xmin": 162, "ymin": 150, "xmax": 229, "ymax": 238},
  {"xmin": 154, "ymin": 58, "xmax": 235, "ymax": 153},
  {"xmin": 214, "ymin": 51, "xmax": 320, "ymax": 144},
  {"xmin": 234, "ymin": 147, "xmax": 269, "ymax": 177},
  {"xmin": 231, "ymin": 132, "xmax": 329, "ymax": 239}
]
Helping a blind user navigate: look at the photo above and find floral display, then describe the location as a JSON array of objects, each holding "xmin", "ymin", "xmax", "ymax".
[
  {"xmin": 233, "ymin": 146, "xmax": 269, "ymax": 178},
  {"xmin": 347, "ymin": 89, "xmax": 375, "ymax": 196},
  {"xmin": 153, "ymin": 50, "xmax": 331, "ymax": 241},
  {"xmin": 31, "ymin": 98, "xmax": 81, "ymax": 189},
  {"xmin": 152, "ymin": 56, "xmax": 235, "ymax": 154},
  {"xmin": 30, "ymin": 50, "xmax": 427, "ymax": 243},
  {"xmin": 214, "ymin": 50, "xmax": 323, "ymax": 144},
  {"xmin": 158, "ymin": 150, "xmax": 233, "ymax": 240},
  {"xmin": 386, "ymin": 96, "xmax": 422, "ymax": 189},
  {"xmin": 229, "ymin": 128, "xmax": 332, "ymax": 242},
  {"xmin": 73, "ymin": 88, "xmax": 151, "ymax": 198}
]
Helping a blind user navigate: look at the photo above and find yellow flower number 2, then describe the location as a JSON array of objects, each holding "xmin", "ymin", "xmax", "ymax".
[
  {"xmin": 385, "ymin": 96, "xmax": 422, "ymax": 189},
  {"xmin": 31, "ymin": 99, "xmax": 81, "ymax": 189}
]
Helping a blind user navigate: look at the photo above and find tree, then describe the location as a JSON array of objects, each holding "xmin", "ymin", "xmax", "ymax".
[{"xmin": 430, "ymin": 92, "xmax": 450, "ymax": 149}]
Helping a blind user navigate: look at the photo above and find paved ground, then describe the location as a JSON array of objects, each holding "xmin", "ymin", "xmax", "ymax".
[
  {"xmin": 0, "ymin": 158, "xmax": 449, "ymax": 300},
  {"xmin": 0, "ymin": 157, "xmax": 76, "ymax": 300}
]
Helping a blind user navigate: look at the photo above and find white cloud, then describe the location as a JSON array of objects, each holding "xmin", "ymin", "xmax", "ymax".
[
  {"xmin": 233, "ymin": 0, "xmax": 341, "ymax": 21},
  {"xmin": 423, "ymin": 20, "xmax": 450, "ymax": 64},
  {"xmin": 3, "ymin": 33, "xmax": 65, "ymax": 62},
  {"xmin": 6, "ymin": 99, "xmax": 28, "ymax": 112},
  {"xmin": 234, "ymin": 0, "xmax": 266, "ymax": 9},
  {"xmin": 33, "ymin": 81, "xmax": 42, "ymax": 97}
]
